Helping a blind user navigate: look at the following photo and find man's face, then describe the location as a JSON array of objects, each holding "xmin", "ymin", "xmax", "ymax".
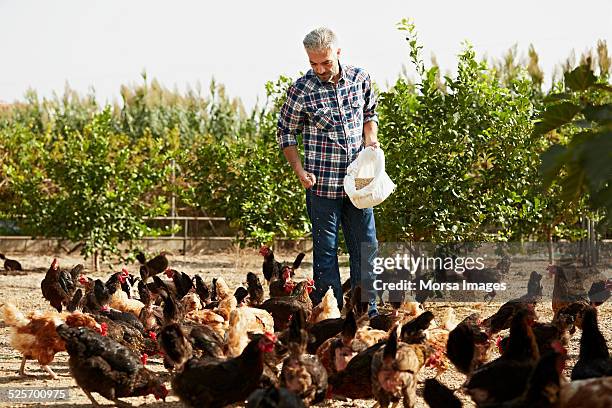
[{"xmin": 306, "ymin": 47, "xmax": 341, "ymax": 83}]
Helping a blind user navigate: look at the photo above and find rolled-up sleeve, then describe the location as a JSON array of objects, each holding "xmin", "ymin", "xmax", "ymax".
[
  {"xmin": 277, "ymin": 84, "xmax": 304, "ymax": 149},
  {"xmin": 362, "ymin": 73, "xmax": 378, "ymax": 124}
]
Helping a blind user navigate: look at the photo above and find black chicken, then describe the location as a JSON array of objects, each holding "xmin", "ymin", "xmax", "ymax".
[
  {"xmin": 137, "ymin": 251, "xmax": 170, "ymax": 281},
  {"xmin": 193, "ymin": 275, "xmax": 211, "ymax": 307},
  {"xmin": 447, "ymin": 313, "xmax": 490, "ymax": 375},
  {"xmin": 247, "ymin": 386, "xmax": 306, "ymax": 408},
  {"xmin": 260, "ymin": 245, "xmax": 305, "ymax": 283},
  {"xmin": 571, "ymin": 306, "xmax": 612, "ymax": 380},
  {"xmin": 56, "ymin": 325, "xmax": 167, "ymax": 406},
  {"xmin": 41, "ymin": 259, "xmax": 81, "ymax": 312},
  {"xmin": 247, "ymin": 271, "xmax": 265, "ymax": 306},
  {"xmin": 0, "ymin": 253, "xmax": 23, "ymax": 271},
  {"xmin": 423, "ymin": 378, "xmax": 462, "ymax": 408},
  {"xmin": 172, "ymin": 332, "xmax": 277, "ymax": 408}
]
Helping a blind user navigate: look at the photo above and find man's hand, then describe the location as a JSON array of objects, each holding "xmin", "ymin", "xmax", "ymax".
[{"xmin": 298, "ymin": 170, "xmax": 317, "ymax": 189}]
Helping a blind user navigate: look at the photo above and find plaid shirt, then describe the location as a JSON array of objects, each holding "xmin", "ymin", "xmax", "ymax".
[{"xmin": 277, "ymin": 63, "xmax": 378, "ymax": 199}]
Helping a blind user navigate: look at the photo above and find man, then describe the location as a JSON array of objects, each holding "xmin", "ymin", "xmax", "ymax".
[{"xmin": 277, "ymin": 27, "xmax": 379, "ymax": 317}]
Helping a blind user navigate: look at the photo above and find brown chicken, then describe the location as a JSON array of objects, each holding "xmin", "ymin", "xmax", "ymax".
[
  {"xmin": 280, "ymin": 310, "xmax": 328, "ymax": 405},
  {"xmin": 172, "ymin": 332, "xmax": 277, "ymax": 408},
  {"xmin": 259, "ymin": 280, "xmax": 315, "ymax": 331},
  {"xmin": 57, "ymin": 324, "xmax": 167, "ymax": 406},
  {"xmin": 316, "ymin": 310, "xmax": 358, "ymax": 376},
  {"xmin": 559, "ymin": 376, "xmax": 612, "ymax": 408},
  {"xmin": 327, "ymin": 341, "xmax": 386, "ymax": 399},
  {"xmin": 2, "ymin": 303, "xmax": 103, "ymax": 379},
  {"xmin": 269, "ymin": 265, "xmax": 295, "ymax": 298},
  {"xmin": 498, "ymin": 313, "xmax": 574, "ymax": 357},
  {"xmin": 41, "ymin": 259, "xmax": 81, "ymax": 312},
  {"xmin": 94, "ymin": 315, "xmax": 158, "ymax": 359},
  {"xmin": 371, "ymin": 327, "xmax": 436, "ymax": 408}
]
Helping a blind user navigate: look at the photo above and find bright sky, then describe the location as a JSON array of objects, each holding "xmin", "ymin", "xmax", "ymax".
[{"xmin": 1, "ymin": 0, "xmax": 611, "ymax": 110}]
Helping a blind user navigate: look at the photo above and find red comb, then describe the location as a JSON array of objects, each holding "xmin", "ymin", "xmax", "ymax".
[
  {"xmin": 141, "ymin": 353, "xmax": 148, "ymax": 365},
  {"xmin": 100, "ymin": 323, "xmax": 108, "ymax": 336},
  {"xmin": 148, "ymin": 331, "xmax": 157, "ymax": 341}
]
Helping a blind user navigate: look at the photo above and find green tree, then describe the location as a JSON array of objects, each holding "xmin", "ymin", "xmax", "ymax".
[
  {"xmin": 376, "ymin": 20, "xmax": 545, "ymax": 242},
  {"xmin": 6, "ymin": 107, "xmax": 177, "ymax": 269}
]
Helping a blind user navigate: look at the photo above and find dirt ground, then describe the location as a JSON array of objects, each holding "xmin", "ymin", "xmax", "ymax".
[{"xmin": 0, "ymin": 249, "xmax": 610, "ymax": 408}]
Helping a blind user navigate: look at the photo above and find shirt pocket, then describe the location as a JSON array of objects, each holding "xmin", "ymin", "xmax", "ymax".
[{"xmin": 312, "ymin": 107, "xmax": 335, "ymax": 131}]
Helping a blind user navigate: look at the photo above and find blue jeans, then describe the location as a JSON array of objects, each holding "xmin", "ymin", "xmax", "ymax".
[{"xmin": 306, "ymin": 189, "xmax": 378, "ymax": 313}]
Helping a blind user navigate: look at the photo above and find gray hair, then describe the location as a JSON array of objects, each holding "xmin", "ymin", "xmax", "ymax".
[{"xmin": 303, "ymin": 27, "xmax": 338, "ymax": 51}]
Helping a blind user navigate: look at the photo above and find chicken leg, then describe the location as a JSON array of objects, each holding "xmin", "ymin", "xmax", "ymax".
[
  {"xmin": 112, "ymin": 398, "xmax": 134, "ymax": 408},
  {"xmin": 18, "ymin": 357, "xmax": 33, "ymax": 377},
  {"xmin": 84, "ymin": 390, "xmax": 101, "ymax": 406},
  {"xmin": 41, "ymin": 365, "xmax": 58, "ymax": 380}
]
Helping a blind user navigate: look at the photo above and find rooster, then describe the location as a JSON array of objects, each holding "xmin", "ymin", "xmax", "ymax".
[
  {"xmin": 0, "ymin": 253, "xmax": 22, "ymax": 271},
  {"xmin": 56, "ymin": 325, "xmax": 167, "ymax": 406},
  {"xmin": 2, "ymin": 303, "xmax": 103, "ymax": 379},
  {"xmin": 41, "ymin": 259, "xmax": 81, "ymax": 312},
  {"xmin": 172, "ymin": 332, "xmax": 278, "ymax": 408}
]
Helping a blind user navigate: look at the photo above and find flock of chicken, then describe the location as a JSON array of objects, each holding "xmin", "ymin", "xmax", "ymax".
[{"xmin": 1, "ymin": 249, "xmax": 611, "ymax": 408}]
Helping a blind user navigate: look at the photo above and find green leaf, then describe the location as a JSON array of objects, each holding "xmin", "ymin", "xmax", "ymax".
[
  {"xmin": 533, "ymin": 102, "xmax": 582, "ymax": 135},
  {"xmin": 582, "ymin": 104, "xmax": 612, "ymax": 125},
  {"xmin": 539, "ymin": 144, "xmax": 567, "ymax": 186},
  {"xmin": 564, "ymin": 65, "xmax": 597, "ymax": 91}
]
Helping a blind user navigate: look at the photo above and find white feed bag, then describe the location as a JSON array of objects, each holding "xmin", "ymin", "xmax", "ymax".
[{"xmin": 343, "ymin": 146, "xmax": 396, "ymax": 209}]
